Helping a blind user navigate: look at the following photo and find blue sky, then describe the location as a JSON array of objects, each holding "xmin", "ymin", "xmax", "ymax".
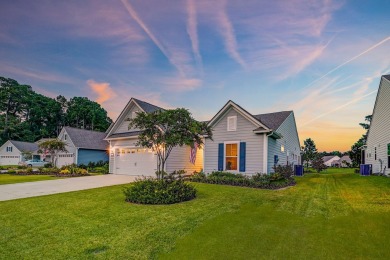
[{"xmin": 1, "ymin": 0, "xmax": 389, "ymax": 151}]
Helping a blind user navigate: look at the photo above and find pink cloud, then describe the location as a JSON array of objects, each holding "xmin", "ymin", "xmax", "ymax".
[{"xmin": 87, "ymin": 80, "xmax": 117, "ymax": 104}]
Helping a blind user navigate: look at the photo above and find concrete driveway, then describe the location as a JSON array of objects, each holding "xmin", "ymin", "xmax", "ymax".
[{"xmin": 0, "ymin": 174, "xmax": 136, "ymax": 202}]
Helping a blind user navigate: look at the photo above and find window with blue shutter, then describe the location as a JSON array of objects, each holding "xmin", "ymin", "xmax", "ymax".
[
  {"xmin": 239, "ymin": 142, "xmax": 246, "ymax": 172},
  {"xmin": 218, "ymin": 143, "xmax": 224, "ymax": 171}
]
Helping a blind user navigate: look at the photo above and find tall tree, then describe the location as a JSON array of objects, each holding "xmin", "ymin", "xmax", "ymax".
[
  {"xmin": 129, "ymin": 108, "xmax": 213, "ymax": 179},
  {"xmin": 302, "ymin": 138, "xmax": 318, "ymax": 169},
  {"xmin": 348, "ymin": 114, "xmax": 372, "ymax": 167},
  {"xmin": 66, "ymin": 97, "xmax": 112, "ymax": 131}
]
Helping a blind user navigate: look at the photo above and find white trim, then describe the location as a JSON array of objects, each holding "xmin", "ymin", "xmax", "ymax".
[
  {"xmin": 105, "ymin": 98, "xmax": 145, "ymax": 138},
  {"xmin": 263, "ymin": 134, "xmax": 268, "ymax": 173},
  {"xmin": 208, "ymin": 101, "xmax": 270, "ymax": 130},
  {"xmin": 224, "ymin": 141, "xmax": 240, "ymax": 172}
]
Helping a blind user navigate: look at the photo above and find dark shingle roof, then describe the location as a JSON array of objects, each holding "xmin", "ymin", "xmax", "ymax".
[
  {"xmin": 322, "ymin": 155, "xmax": 338, "ymax": 163},
  {"xmin": 10, "ymin": 140, "xmax": 39, "ymax": 152},
  {"xmin": 107, "ymin": 131, "xmax": 143, "ymax": 139},
  {"xmin": 133, "ymin": 98, "xmax": 164, "ymax": 113},
  {"xmin": 253, "ymin": 111, "xmax": 292, "ymax": 130},
  {"xmin": 64, "ymin": 127, "xmax": 108, "ymax": 150},
  {"xmin": 383, "ymin": 75, "xmax": 390, "ymax": 81}
]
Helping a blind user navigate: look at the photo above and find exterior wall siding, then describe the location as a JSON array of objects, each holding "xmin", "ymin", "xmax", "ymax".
[
  {"xmin": 366, "ymin": 77, "xmax": 390, "ymax": 175},
  {"xmin": 77, "ymin": 149, "xmax": 109, "ymax": 166},
  {"xmin": 57, "ymin": 129, "xmax": 76, "ymax": 166},
  {"xmin": 204, "ymin": 107, "xmax": 264, "ymax": 174},
  {"xmin": 267, "ymin": 112, "xmax": 301, "ymax": 172},
  {"xmin": 0, "ymin": 141, "xmax": 21, "ymax": 165},
  {"xmin": 166, "ymin": 145, "xmax": 203, "ymax": 174},
  {"xmin": 113, "ymin": 104, "xmax": 141, "ymax": 134}
]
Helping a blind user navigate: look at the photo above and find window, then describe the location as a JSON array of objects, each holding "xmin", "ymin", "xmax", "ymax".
[
  {"xmin": 281, "ymin": 145, "xmax": 285, "ymax": 152},
  {"xmin": 227, "ymin": 116, "xmax": 237, "ymax": 131},
  {"xmin": 375, "ymin": 147, "xmax": 377, "ymax": 160},
  {"xmin": 64, "ymin": 134, "xmax": 67, "ymax": 140},
  {"xmin": 6, "ymin": 146, "xmax": 12, "ymax": 152},
  {"xmin": 225, "ymin": 143, "xmax": 238, "ymax": 170}
]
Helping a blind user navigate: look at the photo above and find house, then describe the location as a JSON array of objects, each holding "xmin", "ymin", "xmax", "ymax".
[
  {"xmin": 322, "ymin": 155, "xmax": 341, "ymax": 167},
  {"xmin": 56, "ymin": 127, "xmax": 109, "ymax": 167},
  {"xmin": 0, "ymin": 140, "xmax": 40, "ymax": 165},
  {"xmin": 333, "ymin": 155, "xmax": 352, "ymax": 168},
  {"xmin": 105, "ymin": 98, "xmax": 204, "ymax": 176},
  {"xmin": 364, "ymin": 75, "xmax": 390, "ymax": 175},
  {"xmin": 204, "ymin": 100, "xmax": 301, "ymax": 174}
]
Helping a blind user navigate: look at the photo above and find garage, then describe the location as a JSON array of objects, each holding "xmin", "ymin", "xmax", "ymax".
[
  {"xmin": 114, "ymin": 147, "xmax": 157, "ymax": 176},
  {"xmin": 0, "ymin": 155, "xmax": 21, "ymax": 165},
  {"xmin": 57, "ymin": 153, "xmax": 75, "ymax": 167}
]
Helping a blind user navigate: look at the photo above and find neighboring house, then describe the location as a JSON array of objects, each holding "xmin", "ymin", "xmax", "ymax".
[
  {"xmin": 364, "ymin": 75, "xmax": 390, "ymax": 175},
  {"xmin": 333, "ymin": 155, "xmax": 352, "ymax": 168},
  {"xmin": 0, "ymin": 140, "xmax": 39, "ymax": 165},
  {"xmin": 322, "ymin": 155, "xmax": 341, "ymax": 167},
  {"xmin": 56, "ymin": 127, "xmax": 109, "ymax": 167},
  {"xmin": 105, "ymin": 98, "xmax": 204, "ymax": 176},
  {"xmin": 204, "ymin": 100, "xmax": 301, "ymax": 174}
]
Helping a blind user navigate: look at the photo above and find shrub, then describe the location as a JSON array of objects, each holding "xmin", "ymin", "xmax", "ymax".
[
  {"xmin": 44, "ymin": 163, "xmax": 53, "ymax": 168},
  {"xmin": 312, "ymin": 156, "xmax": 327, "ymax": 173},
  {"xmin": 26, "ymin": 168, "xmax": 33, "ymax": 174},
  {"xmin": 8, "ymin": 170, "xmax": 16, "ymax": 174},
  {"xmin": 59, "ymin": 169, "xmax": 70, "ymax": 175},
  {"xmin": 123, "ymin": 179, "xmax": 197, "ymax": 205},
  {"xmin": 17, "ymin": 165, "xmax": 27, "ymax": 169},
  {"xmin": 273, "ymin": 164, "xmax": 294, "ymax": 179}
]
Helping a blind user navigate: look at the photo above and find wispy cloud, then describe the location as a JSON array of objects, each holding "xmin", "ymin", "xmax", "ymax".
[
  {"xmin": 186, "ymin": 0, "xmax": 202, "ymax": 72},
  {"xmin": 162, "ymin": 77, "xmax": 202, "ymax": 92},
  {"xmin": 120, "ymin": 0, "xmax": 189, "ymax": 77},
  {"xmin": 215, "ymin": 0, "xmax": 246, "ymax": 68},
  {"xmin": 87, "ymin": 79, "xmax": 117, "ymax": 104}
]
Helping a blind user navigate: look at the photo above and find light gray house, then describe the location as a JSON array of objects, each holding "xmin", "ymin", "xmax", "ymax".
[
  {"xmin": 204, "ymin": 100, "xmax": 301, "ymax": 174},
  {"xmin": 105, "ymin": 98, "xmax": 203, "ymax": 176},
  {"xmin": 364, "ymin": 75, "xmax": 390, "ymax": 175},
  {"xmin": 0, "ymin": 140, "xmax": 39, "ymax": 165}
]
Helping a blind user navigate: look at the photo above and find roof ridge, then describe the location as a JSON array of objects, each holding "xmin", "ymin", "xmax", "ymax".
[
  {"xmin": 64, "ymin": 126, "xmax": 105, "ymax": 133},
  {"xmin": 133, "ymin": 98, "xmax": 165, "ymax": 111}
]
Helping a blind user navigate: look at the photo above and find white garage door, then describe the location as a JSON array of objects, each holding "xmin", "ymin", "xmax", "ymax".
[
  {"xmin": 115, "ymin": 148, "xmax": 157, "ymax": 176},
  {"xmin": 0, "ymin": 155, "xmax": 20, "ymax": 165},
  {"xmin": 57, "ymin": 154, "xmax": 74, "ymax": 167}
]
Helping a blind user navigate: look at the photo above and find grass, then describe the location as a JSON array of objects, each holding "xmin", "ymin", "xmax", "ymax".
[
  {"xmin": 1, "ymin": 168, "xmax": 390, "ymax": 259},
  {"xmin": 0, "ymin": 174, "xmax": 59, "ymax": 185}
]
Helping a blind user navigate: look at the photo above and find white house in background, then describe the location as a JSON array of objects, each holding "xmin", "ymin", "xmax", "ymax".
[
  {"xmin": 0, "ymin": 140, "xmax": 39, "ymax": 165},
  {"xmin": 364, "ymin": 75, "xmax": 390, "ymax": 175},
  {"xmin": 333, "ymin": 155, "xmax": 352, "ymax": 168},
  {"xmin": 322, "ymin": 155, "xmax": 341, "ymax": 167},
  {"xmin": 105, "ymin": 98, "xmax": 203, "ymax": 176}
]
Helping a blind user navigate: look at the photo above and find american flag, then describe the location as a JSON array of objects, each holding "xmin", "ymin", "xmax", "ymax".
[{"xmin": 189, "ymin": 143, "xmax": 198, "ymax": 164}]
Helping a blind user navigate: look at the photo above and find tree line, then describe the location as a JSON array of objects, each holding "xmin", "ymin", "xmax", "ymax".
[{"xmin": 0, "ymin": 76, "xmax": 113, "ymax": 146}]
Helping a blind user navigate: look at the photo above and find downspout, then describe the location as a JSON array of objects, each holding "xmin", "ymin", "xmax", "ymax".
[{"xmin": 263, "ymin": 131, "xmax": 273, "ymax": 174}]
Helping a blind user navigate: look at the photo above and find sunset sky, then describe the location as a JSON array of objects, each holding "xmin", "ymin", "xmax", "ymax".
[{"xmin": 1, "ymin": 0, "xmax": 389, "ymax": 152}]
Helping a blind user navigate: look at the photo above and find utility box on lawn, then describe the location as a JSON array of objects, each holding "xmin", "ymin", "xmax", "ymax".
[
  {"xmin": 294, "ymin": 165, "xmax": 304, "ymax": 176},
  {"xmin": 360, "ymin": 164, "xmax": 372, "ymax": 176}
]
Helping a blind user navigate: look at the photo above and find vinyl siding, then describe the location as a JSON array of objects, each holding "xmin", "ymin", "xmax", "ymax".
[
  {"xmin": 0, "ymin": 141, "xmax": 21, "ymax": 165},
  {"xmin": 113, "ymin": 104, "xmax": 141, "ymax": 134},
  {"xmin": 166, "ymin": 145, "xmax": 203, "ymax": 173},
  {"xmin": 366, "ymin": 77, "xmax": 390, "ymax": 174},
  {"xmin": 204, "ymin": 107, "xmax": 264, "ymax": 174},
  {"xmin": 267, "ymin": 112, "xmax": 301, "ymax": 172},
  {"xmin": 57, "ymin": 129, "xmax": 77, "ymax": 166},
  {"xmin": 77, "ymin": 149, "xmax": 109, "ymax": 165}
]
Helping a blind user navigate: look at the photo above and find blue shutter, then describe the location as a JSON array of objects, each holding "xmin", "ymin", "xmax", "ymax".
[
  {"xmin": 218, "ymin": 143, "xmax": 224, "ymax": 171},
  {"xmin": 239, "ymin": 142, "xmax": 246, "ymax": 172}
]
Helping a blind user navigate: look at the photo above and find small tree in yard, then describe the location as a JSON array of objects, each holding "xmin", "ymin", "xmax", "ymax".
[
  {"xmin": 312, "ymin": 155, "xmax": 327, "ymax": 173},
  {"xmin": 38, "ymin": 139, "xmax": 67, "ymax": 167},
  {"xmin": 302, "ymin": 138, "xmax": 318, "ymax": 170},
  {"xmin": 129, "ymin": 108, "xmax": 213, "ymax": 179}
]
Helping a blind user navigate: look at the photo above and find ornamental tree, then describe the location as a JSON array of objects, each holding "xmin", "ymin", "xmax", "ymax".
[
  {"xmin": 129, "ymin": 108, "xmax": 213, "ymax": 179},
  {"xmin": 301, "ymin": 138, "xmax": 318, "ymax": 170},
  {"xmin": 38, "ymin": 139, "xmax": 67, "ymax": 166}
]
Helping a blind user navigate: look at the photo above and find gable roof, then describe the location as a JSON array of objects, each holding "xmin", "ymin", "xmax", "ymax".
[
  {"xmin": 64, "ymin": 127, "xmax": 108, "ymax": 150},
  {"xmin": 105, "ymin": 98, "xmax": 165, "ymax": 139},
  {"xmin": 9, "ymin": 140, "xmax": 39, "ymax": 152},
  {"xmin": 253, "ymin": 111, "xmax": 292, "ymax": 130},
  {"xmin": 382, "ymin": 74, "xmax": 390, "ymax": 81},
  {"xmin": 208, "ymin": 100, "xmax": 292, "ymax": 132},
  {"xmin": 322, "ymin": 155, "xmax": 338, "ymax": 163},
  {"xmin": 133, "ymin": 98, "xmax": 164, "ymax": 113}
]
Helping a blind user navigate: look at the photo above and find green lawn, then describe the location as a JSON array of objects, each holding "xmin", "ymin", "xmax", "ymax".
[
  {"xmin": 0, "ymin": 174, "xmax": 59, "ymax": 185},
  {"xmin": 1, "ymin": 169, "xmax": 390, "ymax": 259}
]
